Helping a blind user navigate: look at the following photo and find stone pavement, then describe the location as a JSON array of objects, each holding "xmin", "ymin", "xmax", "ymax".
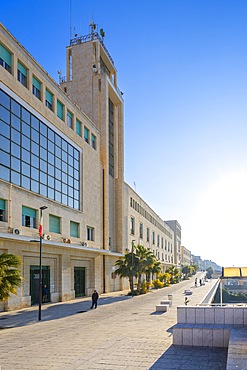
[{"xmin": 0, "ymin": 273, "xmax": 227, "ymax": 370}]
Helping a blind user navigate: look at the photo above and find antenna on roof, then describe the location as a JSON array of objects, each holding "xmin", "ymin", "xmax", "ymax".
[
  {"xmin": 70, "ymin": 0, "xmax": 72, "ymax": 40},
  {"xmin": 90, "ymin": 20, "xmax": 97, "ymax": 35}
]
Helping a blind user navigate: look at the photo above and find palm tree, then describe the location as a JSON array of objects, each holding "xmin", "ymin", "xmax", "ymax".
[
  {"xmin": 145, "ymin": 255, "xmax": 161, "ymax": 283},
  {"xmin": 135, "ymin": 245, "xmax": 156, "ymax": 293},
  {"xmin": 115, "ymin": 252, "xmax": 139, "ymax": 293},
  {"xmin": 0, "ymin": 253, "xmax": 22, "ymax": 302}
]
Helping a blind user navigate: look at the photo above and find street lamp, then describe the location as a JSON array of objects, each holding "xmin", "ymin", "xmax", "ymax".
[
  {"xmin": 38, "ymin": 206, "xmax": 48, "ymax": 321},
  {"xmin": 131, "ymin": 240, "xmax": 135, "ymax": 297}
]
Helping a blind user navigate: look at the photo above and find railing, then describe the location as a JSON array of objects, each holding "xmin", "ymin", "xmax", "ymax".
[{"xmin": 70, "ymin": 32, "xmax": 114, "ymax": 65}]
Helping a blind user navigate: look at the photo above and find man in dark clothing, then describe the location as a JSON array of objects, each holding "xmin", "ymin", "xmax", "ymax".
[{"xmin": 90, "ymin": 290, "xmax": 99, "ymax": 309}]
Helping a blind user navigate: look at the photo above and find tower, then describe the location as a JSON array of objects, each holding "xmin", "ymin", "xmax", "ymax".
[{"xmin": 60, "ymin": 22, "xmax": 124, "ymax": 256}]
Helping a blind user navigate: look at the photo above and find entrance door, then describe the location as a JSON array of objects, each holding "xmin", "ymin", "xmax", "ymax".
[
  {"xmin": 74, "ymin": 267, "xmax": 85, "ymax": 297},
  {"xmin": 30, "ymin": 266, "xmax": 50, "ymax": 305}
]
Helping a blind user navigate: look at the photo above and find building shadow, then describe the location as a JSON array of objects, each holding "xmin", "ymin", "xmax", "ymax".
[
  {"xmin": 149, "ymin": 344, "xmax": 228, "ymax": 370},
  {"xmin": 0, "ymin": 294, "xmax": 131, "ymax": 329}
]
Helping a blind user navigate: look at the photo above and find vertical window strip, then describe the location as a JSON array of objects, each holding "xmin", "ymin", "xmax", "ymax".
[
  {"xmin": 91, "ymin": 134, "xmax": 96, "ymax": 149},
  {"xmin": 18, "ymin": 61, "xmax": 27, "ymax": 87},
  {"xmin": 76, "ymin": 119, "xmax": 82, "ymax": 136},
  {"xmin": 57, "ymin": 100, "xmax": 64, "ymax": 120},
  {"xmin": 46, "ymin": 89, "xmax": 53, "ymax": 110},
  {"xmin": 70, "ymin": 221, "xmax": 79, "ymax": 237},
  {"xmin": 0, "ymin": 44, "xmax": 12, "ymax": 72},
  {"xmin": 84, "ymin": 127, "xmax": 89, "ymax": 143},
  {"xmin": 49, "ymin": 214, "xmax": 60, "ymax": 233},
  {"xmin": 67, "ymin": 110, "xmax": 72, "ymax": 127}
]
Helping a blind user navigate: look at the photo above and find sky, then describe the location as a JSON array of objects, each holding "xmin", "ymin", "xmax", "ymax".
[{"xmin": 1, "ymin": 0, "xmax": 247, "ymax": 267}]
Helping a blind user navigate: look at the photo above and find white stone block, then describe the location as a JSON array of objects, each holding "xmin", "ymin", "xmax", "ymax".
[
  {"xmin": 225, "ymin": 307, "xmax": 234, "ymax": 325},
  {"xmin": 202, "ymin": 329, "xmax": 213, "ymax": 347},
  {"xmin": 205, "ymin": 307, "xmax": 215, "ymax": 324},
  {"xmin": 173, "ymin": 328, "xmax": 183, "ymax": 345},
  {"xmin": 192, "ymin": 328, "xmax": 203, "ymax": 346},
  {"xmin": 195, "ymin": 307, "xmax": 205, "ymax": 324},
  {"xmin": 213, "ymin": 329, "xmax": 224, "ymax": 347},
  {"xmin": 186, "ymin": 307, "xmax": 196, "ymax": 324},
  {"xmin": 182, "ymin": 328, "xmax": 193, "ymax": 345},
  {"xmin": 156, "ymin": 304, "xmax": 168, "ymax": 312},
  {"xmin": 177, "ymin": 307, "xmax": 186, "ymax": 323},
  {"xmin": 215, "ymin": 307, "xmax": 225, "ymax": 324}
]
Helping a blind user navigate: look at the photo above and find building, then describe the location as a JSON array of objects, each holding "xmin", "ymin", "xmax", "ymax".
[
  {"xmin": 0, "ymin": 21, "xmax": 183, "ymax": 311},
  {"xmin": 180, "ymin": 245, "xmax": 192, "ymax": 266},
  {"xmin": 0, "ymin": 21, "xmax": 129, "ymax": 311},
  {"xmin": 165, "ymin": 220, "xmax": 182, "ymax": 268},
  {"xmin": 124, "ymin": 184, "xmax": 174, "ymax": 271}
]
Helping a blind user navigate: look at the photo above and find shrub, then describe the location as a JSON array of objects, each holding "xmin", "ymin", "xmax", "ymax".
[{"xmin": 152, "ymin": 279, "xmax": 164, "ymax": 289}]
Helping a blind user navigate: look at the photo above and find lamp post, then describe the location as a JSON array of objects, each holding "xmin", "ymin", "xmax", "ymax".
[
  {"xmin": 38, "ymin": 206, "xmax": 48, "ymax": 321},
  {"xmin": 131, "ymin": 240, "xmax": 135, "ymax": 297}
]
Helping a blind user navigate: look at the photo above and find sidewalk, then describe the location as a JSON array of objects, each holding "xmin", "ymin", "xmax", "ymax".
[{"xmin": 0, "ymin": 274, "xmax": 227, "ymax": 370}]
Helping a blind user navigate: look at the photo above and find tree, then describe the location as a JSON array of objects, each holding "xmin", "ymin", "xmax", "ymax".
[
  {"xmin": 182, "ymin": 265, "xmax": 191, "ymax": 279},
  {"xmin": 166, "ymin": 265, "xmax": 180, "ymax": 284},
  {"xmin": 0, "ymin": 253, "xmax": 22, "ymax": 302},
  {"xmin": 114, "ymin": 245, "xmax": 161, "ymax": 295},
  {"xmin": 115, "ymin": 252, "xmax": 139, "ymax": 294},
  {"xmin": 135, "ymin": 245, "xmax": 158, "ymax": 293},
  {"xmin": 206, "ymin": 266, "xmax": 214, "ymax": 279}
]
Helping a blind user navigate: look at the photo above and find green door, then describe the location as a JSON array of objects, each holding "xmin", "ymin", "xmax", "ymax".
[
  {"xmin": 74, "ymin": 267, "xmax": 85, "ymax": 297},
  {"xmin": 30, "ymin": 266, "xmax": 50, "ymax": 305}
]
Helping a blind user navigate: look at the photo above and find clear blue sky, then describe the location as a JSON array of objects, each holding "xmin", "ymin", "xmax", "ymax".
[{"xmin": 2, "ymin": 0, "xmax": 247, "ymax": 267}]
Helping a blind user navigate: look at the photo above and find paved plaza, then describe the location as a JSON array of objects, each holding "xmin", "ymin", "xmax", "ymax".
[{"xmin": 0, "ymin": 274, "xmax": 227, "ymax": 370}]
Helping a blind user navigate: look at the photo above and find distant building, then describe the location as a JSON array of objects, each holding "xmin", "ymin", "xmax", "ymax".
[
  {"xmin": 181, "ymin": 245, "xmax": 192, "ymax": 266},
  {"xmin": 124, "ymin": 184, "xmax": 174, "ymax": 271},
  {"xmin": 165, "ymin": 220, "xmax": 181, "ymax": 268}
]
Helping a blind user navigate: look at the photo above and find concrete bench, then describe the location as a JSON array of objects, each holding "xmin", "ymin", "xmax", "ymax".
[
  {"xmin": 160, "ymin": 299, "xmax": 172, "ymax": 307},
  {"xmin": 172, "ymin": 322, "xmax": 231, "ymax": 347},
  {"xmin": 156, "ymin": 304, "xmax": 169, "ymax": 312}
]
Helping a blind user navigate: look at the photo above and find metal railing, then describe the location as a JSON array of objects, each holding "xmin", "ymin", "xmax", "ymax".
[{"xmin": 70, "ymin": 32, "xmax": 114, "ymax": 65}]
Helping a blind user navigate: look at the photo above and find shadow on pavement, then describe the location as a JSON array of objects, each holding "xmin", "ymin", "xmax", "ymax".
[
  {"xmin": 0, "ymin": 294, "xmax": 131, "ymax": 329},
  {"xmin": 150, "ymin": 344, "xmax": 228, "ymax": 370}
]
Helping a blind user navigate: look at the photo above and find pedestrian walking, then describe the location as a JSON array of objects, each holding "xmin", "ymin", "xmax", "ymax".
[
  {"xmin": 42, "ymin": 285, "xmax": 48, "ymax": 303},
  {"xmin": 195, "ymin": 278, "xmax": 197, "ymax": 287},
  {"xmin": 90, "ymin": 289, "xmax": 99, "ymax": 309}
]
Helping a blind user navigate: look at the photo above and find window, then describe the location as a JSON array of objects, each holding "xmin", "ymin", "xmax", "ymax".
[
  {"xmin": 0, "ymin": 199, "xmax": 6, "ymax": 222},
  {"xmin": 67, "ymin": 110, "xmax": 73, "ymax": 128},
  {"xmin": 165, "ymin": 240, "xmax": 167, "ymax": 251},
  {"xmin": 45, "ymin": 89, "xmax": 53, "ymax": 110},
  {"xmin": 87, "ymin": 226, "xmax": 94, "ymax": 241},
  {"xmin": 91, "ymin": 134, "xmax": 96, "ymax": 149},
  {"xmin": 108, "ymin": 98, "xmax": 114, "ymax": 176},
  {"xmin": 161, "ymin": 237, "xmax": 164, "ymax": 249},
  {"xmin": 70, "ymin": 221, "xmax": 79, "ymax": 238},
  {"xmin": 0, "ymin": 89, "xmax": 80, "ymax": 210},
  {"xmin": 49, "ymin": 214, "xmax": 60, "ymax": 233},
  {"xmin": 139, "ymin": 223, "xmax": 143, "ymax": 239},
  {"xmin": 76, "ymin": 119, "xmax": 82, "ymax": 136},
  {"xmin": 0, "ymin": 43, "xmax": 12, "ymax": 73},
  {"xmin": 57, "ymin": 100, "xmax": 64, "ymax": 120},
  {"xmin": 32, "ymin": 76, "xmax": 41, "ymax": 100},
  {"xmin": 157, "ymin": 235, "xmax": 160, "ymax": 247},
  {"xmin": 17, "ymin": 62, "xmax": 27, "ymax": 87},
  {"xmin": 146, "ymin": 227, "xmax": 150, "ymax": 242},
  {"xmin": 152, "ymin": 231, "xmax": 155, "ymax": 245},
  {"xmin": 130, "ymin": 217, "xmax": 135, "ymax": 235},
  {"xmin": 168, "ymin": 242, "xmax": 170, "ymax": 252},
  {"xmin": 84, "ymin": 127, "xmax": 89, "ymax": 143},
  {"xmin": 22, "ymin": 206, "xmax": 36, "ymax": 228}
]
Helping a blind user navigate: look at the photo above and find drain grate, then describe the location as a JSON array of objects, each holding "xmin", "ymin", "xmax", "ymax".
[{"xmin": 77, "ymin": 311, "xmax": 87, "ymax": 313}]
